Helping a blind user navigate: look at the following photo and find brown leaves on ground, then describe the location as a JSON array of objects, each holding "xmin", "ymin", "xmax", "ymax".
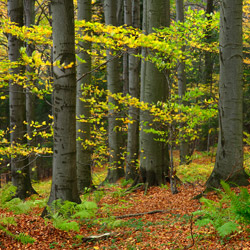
[{"xmin": 1, "ymin": 182, "xmax": 250, "ymax": 249}]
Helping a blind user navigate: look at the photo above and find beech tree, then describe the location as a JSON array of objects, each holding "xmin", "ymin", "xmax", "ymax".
[
  {"xmin": 176, "ymin": 0, "xmax": 189, "ymax": 164},
  {"xmin": 47, "ymin": 0, "xmax": 80, "ymax": 204},
  {"xmin": 125, "ymin": 0, "xmax": 140, "ymax": 180},
  {"xmin": 139, "ymin": 0, "xmax": 170, "ymax": 186},
  {"xmin": 76, "ymin": 0, "xmax": 92, "ymax": 191},
  {"xmin": 103, "ymin": 0, "xmax": 125, "ymax": 183},
  {"xmin": 8, "ymin": 0, "xmax": 36, "ymax": 199},
  {"xmin": 206, "ymin": 0, "xmax": 249, "ymax": 188},
  {"xmin": 24, "ymin": 0, "xmax": 37, "ymax": 180},
  {"xmin": 203, "ymin": 0, "xmax": 214, "ymax": 88}
]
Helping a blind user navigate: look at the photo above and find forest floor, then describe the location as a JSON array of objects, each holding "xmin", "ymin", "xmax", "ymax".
[{"xmin": 1, "ymin": 150, "xmax": 250, "ymax": 250}]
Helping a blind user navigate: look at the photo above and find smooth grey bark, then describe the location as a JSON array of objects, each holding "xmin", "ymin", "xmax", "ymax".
[
  {"xmin": 8, "ymin": 0, "xmax": 37, "ymax": 199},
  {"xmin": 176, "ymin": 0, "xmax": 189, "ymax": 165},
  {"xmin": 139, "ymin": 0, "xmax": 170, "ymax": 186},
  {"xmin": 122, "ymin": 0, "xmax": 132, "ymax": 95},
  {"xmin": 126, "ymin": 0, "xmax": 140, "ymax": 180},
  {"xmin": 116, "ymin": 0, "xmax": 124, "ymax": 26},
  {"xmin": 24, "ymin": 0, "xmax": 37, "ymax": 180},
  {"xmin": 203, "ymin": 0, "xmax": 214, "ymax": 89},
  {"xmin": 76, "ymin": 0, "xmax": 92, "ymax": 192},
  {"xmin": 104, "ymin": 0, "xmax": 125, "ymax": 183},
  {"xmin": 206, "ymin": 0, "xmax": 249, "ymax": 188},
  {"xmin": 47, "ymin": 0, "xmax": 80, "ymax": 204}
]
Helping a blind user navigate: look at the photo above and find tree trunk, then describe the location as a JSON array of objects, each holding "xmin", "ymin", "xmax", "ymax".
[
  {"xmin": 8, "ymin": 0, "xmax": 37, "ymax": 199},
  {"xmin": 76, "ymin": 0, "xmax": 92, "ymax": 192},
  {"xmin": 47, "ymin": 0, "xmax": 80, "ymax": 204},
  {"xmin": 24, "ymin": 0, "xmax": 37, "ymax": 180},
  {"xmin": 203, "ymin": 0, "xmax": 214, "ymax": 88},
  {"xmin": 206, "ymin": 0, "xmax": 249, "ymax": 189},
  {"xmin": 139, "ymin": 0, "xmax": 170, "ymax": 186},
  {"xmin": 103, "ymin": 0, "xmax": 125, "ymax": 183},
  {"xmin": 122, "ymin": 0, "xmax": 132, "ymax": 96},
  {"xmin": 176, "ymin": 0, "xmax": 189, "ymax": 165},
  {"xmin": 126, "ymin": 0, "xmax": 140, "ymax": 180}
]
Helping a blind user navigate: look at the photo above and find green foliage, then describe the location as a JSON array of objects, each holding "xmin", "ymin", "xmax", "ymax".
[
  {"xmin": 1, "ymin": 196, "xmax": 47, "ymax": 214},
  {"xmin": 16, "ymin": 233, "xmax": 36, "ymax": 244},
  {"xmin": 193, "ymin": 194, "xmax": 240, "ymax": 238},
  {"xmin": 176, "ymin": 162, "xmax": 213, "ymax": 183},
  {"xmin": 72, "ymin": 201, "xmax": 98, "ymax": 219},
  {"xmin": 0, "ymin": 215, "xmax": 17, "ymax": 226},
  {"xmin": 50, "ymin": 213, "xmax": 80, "ymax": 232},
  {"xmin": 0, "ymin": 183, "xmax": 16, "ymax": 204},
  {"xmin": 0, "ymin": 224, "xmax": 35, "ymax": 244},
  {"xmin": 194, "ymin": 181, "xmax": 250, "ymax": 238},
  {"xmin": 47, "ymin": 199, "xmax": 98, "ymax": 232},
  {"xmin": 221, "ymin": 181, "xmax": 250, "ymax": 224}
]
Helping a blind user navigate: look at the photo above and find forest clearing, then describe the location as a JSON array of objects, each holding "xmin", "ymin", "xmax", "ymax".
[{"xmin": 1, "ymin": 151, "xmax": 250, "ymax": 249}]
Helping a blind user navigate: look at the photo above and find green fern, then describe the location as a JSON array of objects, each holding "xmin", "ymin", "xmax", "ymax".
[
  {"xmin": 0, "ymin": 215, "xmax": 17, "ymax": 226},
  {"xmin": 50, "ymin": 212, "xmax": 80, "ymax": 232},
  {"xmin": 193, "ymin": 180, "xmax": 250, "ymax": 238},
  {"xmin": 56, "ymin": 221, "xmax": 79, "ymax": 232},
  {"xmin": 3, "ymin": 198, "xmax": 31, "ymax": 214},
  {"xmin": 0, "ymin": 184, "xmax": 16, "ymax": 205},
  {"xmin": 217, "ymin": 221, "xmax": 239, "ymax": 238},
  {"xmin": 221, "ymin": 180, "xmax": 250, "ymax": 223},
  {"xmin": 0, "ymin": 224, "xmax": 35, "ymax": 244},
  {"xmin": 16, "ymin": 233, "xmax": 36, "ymax": 244}
]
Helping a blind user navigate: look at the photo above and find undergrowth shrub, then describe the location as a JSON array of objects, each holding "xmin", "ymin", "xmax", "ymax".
[
  {"xmin": 0, "ymin": 224, "xmax": 36, "ymax": 244},
  {"xmin": 47, "ymin": 198, "xmax": 125, "ymax": 232},
  {"xmin": 0, "ymin": 183, "xmax": 16, "ymax": 204},
  {"xmin": 46, "ymin": 199, "xmax": 99, "ymax": 232},
  {"xmin": 193, "ymin": 180, "xmax": 250, "ymax": 238},
  {"xmin": 0, "ymin": 223, "xmax": 35, "ymax": 244}
]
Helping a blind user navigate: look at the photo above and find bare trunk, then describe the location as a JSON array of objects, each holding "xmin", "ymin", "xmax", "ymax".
[
  {"xmin": 104, "ymin": 0, "xmax": 125, "ymax": 183},
  {"xmin": 126, "ymin": 0, "xmax": 140, "ymax": 180},
  {"xmin": 139, "ymin": 0, "xmax": 170, "ymax": 186},
  {"xmin": 47, "ymin": 0, "xmax": 80, "ymax": 204},
  {"xmin": 24, "ymin": 0, "xmax": 37, "ymax": 180},
  {"xmin": 206, "ymin": 0, "xmax": 249, "ymax": 188},
  {"xmin": 76, "ymin": 0, "xmax": 92, "ymax": 192},
  {"xmin": 8, "ymin": 0, "xmax": 37, "ymax": 199},
  {"xmin": 203, "ymin": 0, "xmax": 214, "ymax": 88},
  {"xmin": 176, "ymin": 0, "xmax": 189, "ymax": 164}
]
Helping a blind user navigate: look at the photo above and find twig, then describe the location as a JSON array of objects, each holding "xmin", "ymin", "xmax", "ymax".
[
  {"xmin": 115, "ymin": 209, "xmax": 170, "ymax": 219},
  {"xmin": 82, "ymin": 232, "xmax": 117, "ymax": 242},
  {"xmin": 77, "ymin": 51, "xmax": 124, "ymax": 83},
  {"xmin": 184, "ymin": 214, "xmax": 195, "ymax": 249}
]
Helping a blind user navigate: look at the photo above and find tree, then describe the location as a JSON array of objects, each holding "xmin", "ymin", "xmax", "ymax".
[
  {"xmin": 203, "ymin": 0, "xmax": 214, "ymax": 88},
  {"xmin": 46, "ymin": 0, "xmax": 80, "ymax": 204},
  {"xmin": 8, "ymin": 0, "xmax": 37, "ymax": 199},
  {"xmin": 139, "ymin": 0, "xmax": 170, "ymax": 186},
  {"xmin": 76, "ymin": 0, "xmax": 92, "ymax": 192},
  {"xmin": 206, "ymin": 0, "xmax": 249, "ymax": 188},
  {"xmin": 103, "ymin": 0, "xmax": 125, "ymax": 183},
  {"xmin": 176, "ymin": 0, "xmax": 189, "ymax": 165},
  {"xmin": 24, "ymin": 0, "xmax": 37, "ymax": 180},
  {"xmin": 126, "ymin": 0, "xmax": 140, "ymax": 180}
]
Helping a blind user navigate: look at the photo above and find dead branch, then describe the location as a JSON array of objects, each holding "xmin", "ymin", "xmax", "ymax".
[
  {"xmin": 115, "ymin": 209, "xmax": 170, "ymax": 219},
  {"xmin": 82, "ymin": 232, "xmax": 117, "ymax": 242}
]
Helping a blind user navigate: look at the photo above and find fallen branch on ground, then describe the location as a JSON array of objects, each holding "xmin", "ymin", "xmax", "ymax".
[
  {"xmin": 116, "ymin": 209, "xmax": 170, "ymax": 219},
  {"xmin": 82, "ymin": 232, "xmax": 117, "ymax": 242}
]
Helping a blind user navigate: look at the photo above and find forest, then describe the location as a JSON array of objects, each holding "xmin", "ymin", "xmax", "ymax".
[{"xmin": 1, "ymin": 0, "xmax": 250, "ymax": 249}]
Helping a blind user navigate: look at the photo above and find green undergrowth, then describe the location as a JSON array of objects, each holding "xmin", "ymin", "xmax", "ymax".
[
  {"xmin": 1, "ymin": 156, "xmax": 250, "ymax": 246},
  {"xmin": 176, "ymin": 162, "xmax": 214, "ymax": 183},
  {"xmin": 194, "ymin": 181, "xmax": 250, "ymax": 238}
]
